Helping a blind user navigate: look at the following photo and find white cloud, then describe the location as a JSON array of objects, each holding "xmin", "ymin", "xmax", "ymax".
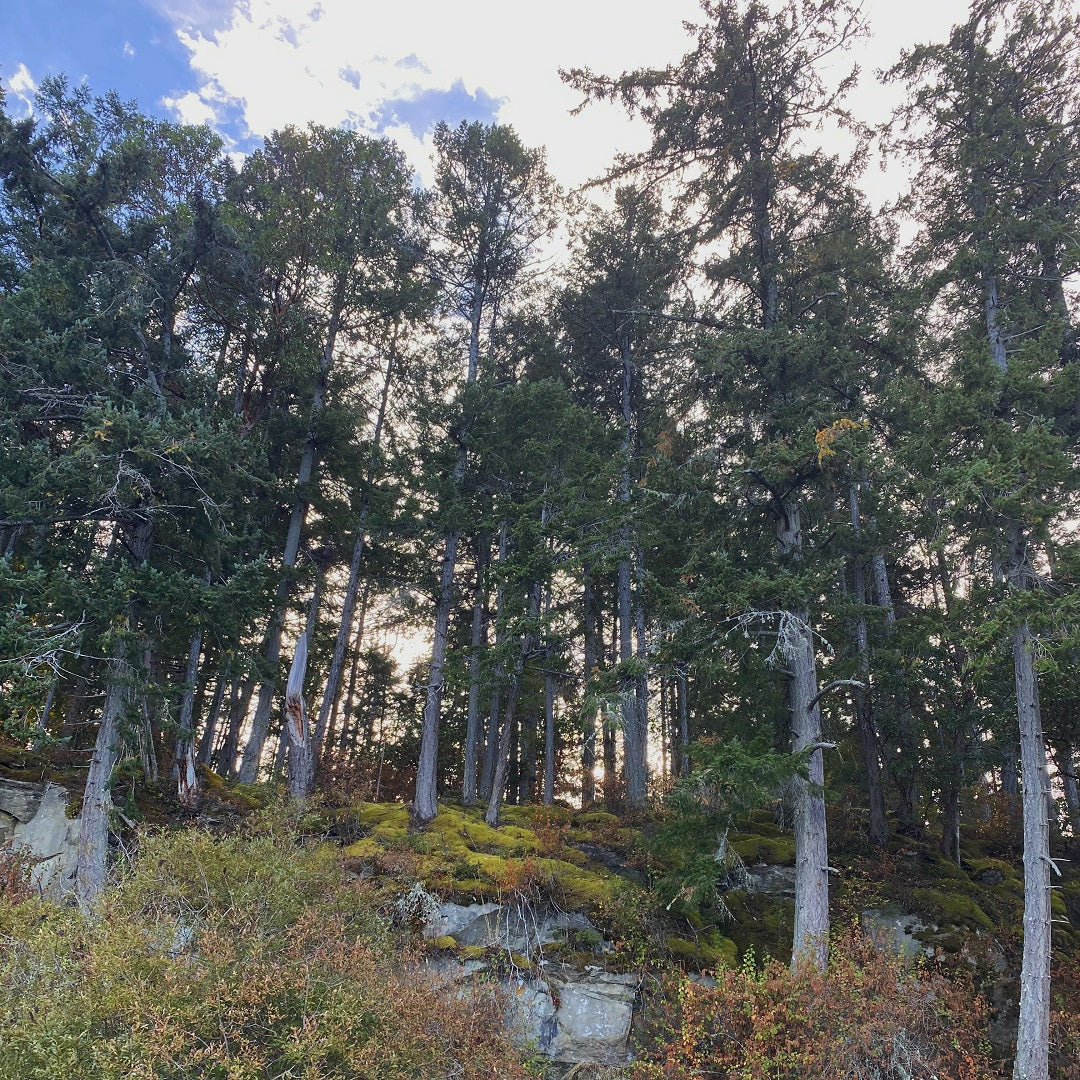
[
  {"xmin": 162, "ymin": 89, "xmax": 218, "ymax": 127},
  {"xmin": 160, "ymin": 0, "xmax": 701, "ymax": 186},
  {"xmin": 6, "ymin": 63, "xmax": 37, "ymax": 115},
  {"xmin": 122, "ymin": 41, "xmax": 137, "ymax": 59},
  {"xmin": 159, "ymin": 0, "xmax": 971, "ymax": 193}
]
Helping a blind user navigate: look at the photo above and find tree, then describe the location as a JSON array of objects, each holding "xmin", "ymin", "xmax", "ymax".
[
  {"xmin": 888, "ymin": 3, "xmax": 1080, "ymax": 1073},
  {"xmin": 565, "ymin": 0, "xmax": 870, "ymax": 970},
  {"xmin": 412, "ymin": 122, "xmax": 558, "ymax": 823},
  {"xmin": 230, "ymin": 126, "xmax": 420, "ymax": 783}
]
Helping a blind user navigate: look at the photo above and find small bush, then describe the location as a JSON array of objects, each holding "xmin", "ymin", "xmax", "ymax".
[
  {"xmin": 0, "ymin": 839, "xmax": 38, "ymax": 903},
  {"xmin": 633, "ymin": 928, "xmax": 1001, "ymax": 1080}
]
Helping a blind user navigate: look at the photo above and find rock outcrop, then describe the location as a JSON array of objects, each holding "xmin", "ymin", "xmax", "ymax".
[
  {"xmin": 0, "ymin": 777, "xmax": 80, "ymax": 898},
  {"xmin": 421, "ymin": 895, "xmax": 638, "ymax": 1065}
]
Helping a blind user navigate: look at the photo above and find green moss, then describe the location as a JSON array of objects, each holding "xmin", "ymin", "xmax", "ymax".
[
  {"xmin": 667, "ymin": 929, "xmax": 738, "ymax": 970},
  {"xmin": 966, "ymin": 857, "xmax": 1021, "ymax": 883},
  {"xmin": 908, "ymin": 888, "xmax": 994, "ymax": 932},
  {"xmin": 929, "ymin": 856, "xmax": 970, "ymax": 883},
  {"xmin": 575, "ymin": 811, "xmax": 621, "ymax": 828},
  {"xmin": 666, "ymin": 935, "xmax": 706, "ymax": 964},
  {"xmin": 197, "ymin": 768, "xmax": 269, "ymax": 811},
  {"xmin": 428, "ymin": 936, "xmax": 458, "ymax": 950},
  {"xmin": 1051, "ymin": 890, "xmax": 1068, "ymax": 920},
  {"xmin": 729, "ymin": 835, "xmax": 795, "ymax": 865},
  {"xmin": 426, "ymin": 807, "xmax": 536, "ymax": 856},
  {"xmin": 356, "ymin": 802, "xmax": 412, "ymax": 827}
]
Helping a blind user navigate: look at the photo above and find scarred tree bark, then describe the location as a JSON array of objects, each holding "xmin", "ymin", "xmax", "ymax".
[
  {"xmin": 284, "ymin": 631, "xmax": 315, "ymax": 800},
  {"xmin": 777, "ymin": 500, "xmax": 829, "ymax": 972}
]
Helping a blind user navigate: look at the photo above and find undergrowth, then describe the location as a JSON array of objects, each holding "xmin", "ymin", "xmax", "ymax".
[
  {"xmin": 633, "ymin": 927, "xmax": 1001, "ymax": 1080},
  {"xmin": 0, "ymin": 803, "xmax": 531, "ymax": 1080}
]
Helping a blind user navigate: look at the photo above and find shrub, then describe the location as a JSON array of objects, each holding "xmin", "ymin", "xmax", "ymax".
[
  {"xmin": 0, "ymin": 811, "xmax": 531, "ymax": 1079},
  {"xmin": 633, "ymin": 928, "xmax": 1001, "ymax": 1080}
]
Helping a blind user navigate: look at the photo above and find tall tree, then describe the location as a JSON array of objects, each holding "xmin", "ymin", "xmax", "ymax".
[
  {"xmin": 232, "ymin": 126, "xmax": 419, "ymax": 782},
  {"xmin": 889, "ymin": 3, "xmax": 1080, "ymax": 1074},
  {"xmin": 566, "ymin": 0, "xmax": 870, "ymax": 970},
  {"xmin": 413, "ymin": 122, "xmax": 558, "ymax": 823}
]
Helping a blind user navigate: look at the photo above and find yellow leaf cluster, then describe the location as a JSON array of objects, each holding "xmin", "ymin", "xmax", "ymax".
[{"xmin": 814, "ymin": 417, "xmax": 868, "ymax": 466}]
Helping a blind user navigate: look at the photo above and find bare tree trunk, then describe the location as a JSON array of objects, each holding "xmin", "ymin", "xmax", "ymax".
[
  {"xmin": 480, "ymin": 525, "xmax": 509, "ymax": 799},
  {"xmin": 463, "ymin": 536, "xmax": 490, "ymax": 805},
  {"xmin": 1002, "ymin": 743, "xmax": 1020, "ymax": 798},
  {"xmin": 484, "ymin": 585, "xmax": 540, "ymax": 826},
  {"xmin": 75, "ymin": 654, "xmax": 130, "ymax": 910},
  {"xmin": 659, "ymin": 676, "xmax": 669, "ymax": 779},
  {"xmin": 414, "ymin": 529, "xmax": 459, "ymax": 822},
  {"xmin": 581, "ymin": 570, "xmax": 598, "ymax": 805},
  {"xmin": 315, "ymin": 345, "xmax": 396, "ymax": 751},
  {"xmin": 31, "ymin": 678, "xmax": 57, "ymax": 751},
  {"xmin": 870, "ymin": 550, "xmax": 919, "ymax": 831},
  {"xmin": 517, "ymin": 718, "xmax": 536, "ymax": 806},
  {"xmin": 1013, "ymin": 615, "xmax": 1053, "ymax": 1080},
  {"xmin": 848, "ymin": 488, "xmax": 888, "ymax": 846},
  {"xmin": 217, "ymin": 678, "xmax": 247, "ymax": 776},
  {"xmin": 1059, "ymin": 746, "xmax": 1080, "ymax": 837},
  {"xmin": 543, "ymin": 668, "xmax": 556, "ymax": 806},
  {"xmin": 777, "ymin": 500, "xmax": 829, "ymax": 973},
  {"xmin": 75, "ymin": 514, "xmax": 152, "ymax": 910},
  {"xmin": 676, "ymin": 664, "xmax": 690, "ymax": 779},
  {"xmin": 197, "ymin": 675, "xmax": 226, "ymax": 766},
  {"xmin": 618, "ymin": 540, "xmax": 646, "ymax": 807},
  {"xmin": 239, "ymin": 300, "xmax": 343, "ymax": 783},
  {"xmin": 174, "ymin": 625, "xmax": 203, "ymax": 809},
  {"xmin": 285, "ymin": 632, "xmax": 315, "ymax": 800},
  {"xmin": 329, "ymin": 579, "xmax": 373, "ymax": 757},
  {"xmin": 634, "ymin": 545, "xmax": 650, "ymax": 796}
]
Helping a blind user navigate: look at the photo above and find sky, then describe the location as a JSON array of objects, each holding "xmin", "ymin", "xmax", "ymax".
[{"xmin": 1, "ymin": 0, "xmax": 975, "ymax": 196}]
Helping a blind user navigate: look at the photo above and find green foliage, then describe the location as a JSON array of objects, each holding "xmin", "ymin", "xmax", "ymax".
[{"xmin": 652, "ymin": 737, "xmax": 804, "ymax": 917}]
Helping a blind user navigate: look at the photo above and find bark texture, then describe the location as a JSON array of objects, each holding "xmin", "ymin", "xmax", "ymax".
[{"xmin": 777, "ymin": 500, "xmax": 829, "ymax": 972}]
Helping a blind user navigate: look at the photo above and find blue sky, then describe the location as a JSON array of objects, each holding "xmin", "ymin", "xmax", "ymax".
[
  {"xmin": 1, "ymin": 1, "xmax": 196, "ymax": 117},
  {"xmin": 0, "ymin": 0, "xmax": 973, "ymax": 192},
  {"xmin": 0, "ymin": 0, "xmax": 508, "ymax": 160}
]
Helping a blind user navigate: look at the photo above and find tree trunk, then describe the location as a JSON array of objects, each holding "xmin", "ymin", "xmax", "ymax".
[
  {"xmin": 174, "ymin": 624, "xmax": 203, "ymax": 809},
  {"xmin": 618, "ymin": 540, "xmax": 646, "ymax": 807},
  {"xmin": 75, "ymin": 653, "xmax": 130, "ymax": 910},
  {"xmin": 777, "ymin": 499, "xmax": 829, "ymax": 973},
  {"xmin": 484, "ymin": 585, "xmax": 540, "ymax": 827},
  {"xmin": 480, "ymin": 525, "xmax": 509, "ymax": 799},
  {"xmin": 1013, "ymin": 621, "xmax": 1052, "ymax": 1080},
  {"xmin": 634, "ymin": 545, "xmax": 650, "ymax": 794},
  {"xmin": 543, "ymin": 670, "xmax": 556, "ymax": 805},
  {"xmin": 414, "ymin": 529, "xmax": 459, "ymax": 823},
  {"xmin": 330, "ymin": 579, "xmax": 373, "ymax": 756},
  {"xmin": 581, "ymin": 570, "xmax": 598, "ymax": 805},
  {"xmin": 617, "ymin": 316, "xmax": 647, "ymax": 810},
  {"xmin": 75, "ymin": 514, "xmax": 152, "ymax": 910},
  {"xmin": 1059, "ymin": 746, "xmax": 1080, "ymax": 837},
  {"xmin": 315, "ymin": 345, "xmax": 395, "ymax": 751},
  {"xmin": 217, "ymin": 678, "xmax": 248, "ymax": 777},
  {"xmin": 870, "ymin": 551, "xmax": 920, "ymax": 831},
  {"xmin": 197, "ymin": 674, "xmax": 226, "ymax": 766},
  {"xmin": 285, "ymin": 632, "xmax": 315, "ymax": 800},
  {"xmin": 238, "ymin": 300, "xmax": 343, "ymax": 783},
  {"xmin": 848, "ymin": 487, "xmax": 888, "ymax": 846},
  {"xmin": 463, "ymin": 535, "xmax": 490, "ymax": 805},
  {"xmin": 676, "ymin": 664, "xmax": 690, "ymax": 779}
]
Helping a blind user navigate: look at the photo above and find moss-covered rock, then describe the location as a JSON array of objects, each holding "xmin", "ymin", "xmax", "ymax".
[
  {"xmin": 729, "ymin": 834, "xmax": 796, "ymax": 866},
  {"xmin": 907, "ymin": 888, "xmax": 994, "ymax": 932}
]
